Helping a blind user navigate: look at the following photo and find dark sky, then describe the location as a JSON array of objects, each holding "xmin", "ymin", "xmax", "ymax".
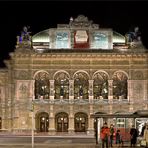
[{"xmin": 0, "ymin": 1, "xmax": 148, "ymax": 67}]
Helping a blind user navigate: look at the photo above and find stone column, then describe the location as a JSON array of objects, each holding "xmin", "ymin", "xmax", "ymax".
[
  {"xmin": 69, "ymin": 80, "xmax": 74, "ymax": 101},
  {"xmin": 30, "ymin": 80, "xmax": 35, "ymax": 100},
  {"xmin": 48, "ymin": 105, "xmax": 55, "ymax": 135},
  {"xmin": 89, "ymin": 80, "xmax": 94, "ymax": 103},
  {"xmin": 68, "ymin": 105, "xmax": 74, "ymax": 134},
  {"xmin": 87, "ymin": 105, "xmax": 94, "ymax": 135},
  {"xmin": 128, "ymin": 80, "xmax": 133, "ymax": 111},
  {"xmin": 144, "ymin": 80, "xmax": 148, "ymax": 100},
  {"xmin": 50, "ymin": 80, "xmax": 54, "ymax": 100},
  {"xmin": 108, "ymin": 80, "xmax": 113, "ymax": 103}
]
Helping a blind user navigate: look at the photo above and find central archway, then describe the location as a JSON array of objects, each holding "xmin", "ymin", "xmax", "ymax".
[
  {"xmin": 74, "ymin": 112, "xmax": 88, "ymax": 132},
  {"xmin": 55, "ymin": 112, "xmax": 68, "ymax": 132}
]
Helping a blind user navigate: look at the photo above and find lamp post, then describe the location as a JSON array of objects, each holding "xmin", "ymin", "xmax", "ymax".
[{"xmin": 31, "ymin": 100, "xmax": 34, "ymax": 148}]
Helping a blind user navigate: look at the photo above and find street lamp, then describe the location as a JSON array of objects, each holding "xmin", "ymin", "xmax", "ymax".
[{"xmin": 31, "ymin": 100, "xmax": 34, "ymax": 148}]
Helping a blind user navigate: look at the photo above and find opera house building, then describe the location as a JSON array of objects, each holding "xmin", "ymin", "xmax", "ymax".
[{"xmin": 0, "ymin": 15, "xmax": 147, "ymax": 136}]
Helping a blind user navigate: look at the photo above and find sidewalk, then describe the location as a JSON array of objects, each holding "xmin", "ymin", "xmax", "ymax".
[
  {"xmin": 0, "ymin": 132, "xmax": 140, "ymax": 148},
  {"xmin": 0, "ymin": 144, "xmax": 97, "ymax": 148}
]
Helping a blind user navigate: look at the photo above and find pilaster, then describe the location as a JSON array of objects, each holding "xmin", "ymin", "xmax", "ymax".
[
  {"xmin": 89, "ymin": 80, "xmax": 94, "ymax": 103},
  {"xmin": 48, "ymin": 105, "xmax": 56, "ymax": 135},
  {"xmin": 68, "ymin": 105, "xmax": 74, "ymax": 134},
  {"xmin": 69, "ymin": 80, "xmax": 74, "ymax": 100},
  {"xmin": 50, "ymin": 80, "xmax": 55, "ymax": 100},
  {"xmin": 87, "ymin": 105, "xmax": 94, "ymax": 135},
  {"xmin": 108, "ymin": 80, "xmax": 113, "ymax": 103}
]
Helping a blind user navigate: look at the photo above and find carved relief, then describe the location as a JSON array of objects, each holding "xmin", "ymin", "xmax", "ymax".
[
  {"xmin": 17, "ymin": 71, "xmax": 29, "ymax": 80},
  {"xmin": 18, "ymin": 82, "xmax": 29, "ymax": 99},
  {"xmin": 132, "ymin": 71, "xmax": 143, "ymax": 80},
  {"xmin": 133, "ymin": 83, "xmax": 143, "ymax": 100},
  {"xmin": 70, "ymin": 15, "xmax": 99, "ymax": 29}
]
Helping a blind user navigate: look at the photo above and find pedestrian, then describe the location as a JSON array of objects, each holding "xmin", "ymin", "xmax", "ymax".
[
  {"xmin": 144, "ymin": 124, "xmax": 148, "ymax": 148},
  {"xmin": 100, "ymin": 122, "xmax": 110, "ymax": 148},
  {"xmin": 116, "ymin": 129, "xmax": 122, "ymax": 147},
  {"xmin": 130, "ymin": 125, "xmax": 138, "ymax": 147},
  {"xmin": 110, "ymin": 124, "xmax": 114, "ymax": 147},
  {"xmin": 141, "ymin": 123, "xmax": 146, "ymax": 137}
]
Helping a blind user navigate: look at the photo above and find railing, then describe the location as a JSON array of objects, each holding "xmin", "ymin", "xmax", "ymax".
[{"xmin": 33, "ymin": 98, "xmax": 129, "ymax": 105}]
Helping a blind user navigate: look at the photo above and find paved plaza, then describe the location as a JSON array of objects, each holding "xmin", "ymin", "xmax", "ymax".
[{"xmin": 0, "ymin": 134, "xmax": 142, "ymax": 148}]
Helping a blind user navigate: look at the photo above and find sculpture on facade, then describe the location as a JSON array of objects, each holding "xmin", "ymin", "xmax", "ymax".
[
  {"xmin": 125, "ymin": 26, "xmax": 143, "ymax": 48},
  {"xmin": 19, "ymin": 26, "xmax": 31, "ymax": 42},
  {"xmin": 16, "ymin": 26, "xmax": 32, "ymax": 48}
]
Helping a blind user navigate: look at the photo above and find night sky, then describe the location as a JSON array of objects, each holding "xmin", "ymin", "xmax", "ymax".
[{"xmin": 0, "ymin": 1, "xmax": 148, "ymax": 67}]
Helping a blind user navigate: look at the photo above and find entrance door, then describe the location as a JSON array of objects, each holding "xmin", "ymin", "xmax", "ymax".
[
  {"xmin": 40, "ymin": 116, "xmax": 49, "ymax": 132},
  {"xmin": 75, "ymin": 112, "xmax": 88, "ymax": 132},
  {"xmin": 36, "ymin": 112, "xmax": 49, "ymax": 132},
  {"xmin": 56, "ymin": 112, "xmax": 68, "ymax": 132}
]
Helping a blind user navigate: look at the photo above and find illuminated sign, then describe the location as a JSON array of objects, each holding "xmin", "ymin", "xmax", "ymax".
[
  {"xmin": 92, "ymin": 32, "xmax": 109, "ymax": 49},
  {"xmin": 55, "ymin": 32, "xmax": 69, "ymax": 48},
  {"xmin": 75, "ymin": 30, "xmax": 88, "ymax": 43},
  {"xmin": 74, "ymin": 30, "xmax": 89, "ymax": 48}
]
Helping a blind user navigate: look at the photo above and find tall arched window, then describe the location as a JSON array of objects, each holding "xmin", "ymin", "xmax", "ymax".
[
  {"xmin": 93, "ymin": 72, "xmax": 108, "ymax": 99},
  {"xmin": 54, "ymin": 72, "xmax": 69, "ymax": 99},
  {"xmin": 34, "ymin": 72, "xmax": 50, "ymax": 99},
  {"xmin": 113, "ymin": 72, "xmax": 128, "ymax": 99},
  {"xmin": 74, "ymin": 72, "xmax": 89, "ymax": 99}
]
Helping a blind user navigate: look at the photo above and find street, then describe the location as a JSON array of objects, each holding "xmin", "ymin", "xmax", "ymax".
[{"xmin": 0, "ymin": 135, "xmax": 96, "ymax": 148}]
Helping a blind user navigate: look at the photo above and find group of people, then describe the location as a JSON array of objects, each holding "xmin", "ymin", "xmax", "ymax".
[
  {"xmin": 100, "ymin": 122, "xmax": 123, "ymax": 148},
  {"xmin": 100, "ymin": 122, "xmax": 147, "ymax": 148}
]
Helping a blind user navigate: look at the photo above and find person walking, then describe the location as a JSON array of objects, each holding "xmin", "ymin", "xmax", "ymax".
[
  {"xmin": 144, "ymin": 124, "xmax": 148, "ymax": 148},
  {"xmin": 130, "ymin": 125, "xmax": 138, "ymax": 147},
  {"xmin": 100, "ymin": 122, "xmax": 110, "ymax": 148},
  {"xmin": 141, "ymin": 123, "xmax": 146, "ymax": 136},
  {"xmin": 116, "ymin": 129, "xmax": 122, "ymax": 147},
  {"xmin": 110, "ymin": 124, "xmax": 114, "ymax": 147}
]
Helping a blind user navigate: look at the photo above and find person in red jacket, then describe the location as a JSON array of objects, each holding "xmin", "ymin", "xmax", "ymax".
[{"xmin": 101, "ymin": 122, "xmax": 110, "ymax": 148}]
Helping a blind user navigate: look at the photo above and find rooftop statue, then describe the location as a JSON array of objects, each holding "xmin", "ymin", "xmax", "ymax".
[
  {"xmin": 16, "ymin": 26, "xmax": 32, "ymax": 50},
  {"xmin": 125, "ymin": 26, "xmax": 141, "ymax": 43},
  {"xmin": 125, "ymin": 26, "xmax": 144, "ymax": 49},
  {"xmin": 20, "ymin": 26, "xmax": 31, "ymax": 42}
]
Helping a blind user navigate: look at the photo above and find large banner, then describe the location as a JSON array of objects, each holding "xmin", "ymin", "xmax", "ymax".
[
  {"xmin": 92, "ymin": 32, "xmax": 109, "ymax": 49},
  {"xmin": 55, "ymin": 32, "xmax": 69, "ymax": 48},
  {"xmin": 74, "ymin": 30, "xmax": 89, "ymax": 48}
]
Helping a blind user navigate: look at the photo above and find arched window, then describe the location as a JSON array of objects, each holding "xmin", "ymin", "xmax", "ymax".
[
  {"xmin": 112, "ymin": 72, "xmax": 128, "ymax": 99},
  {"xmin": 74, "ymin": 72, "xmax": 89, "ymax": 99},
  {"xmin": 54, "ymin": 72, "xmax": 69, "ymax": 99},
  {"xmin": 93, "ymin": 72, "xmax": 108, "ymax": 99},
  {"xmin": 34, "ymin": 72, "xmax": 50, "ymax": 99}
]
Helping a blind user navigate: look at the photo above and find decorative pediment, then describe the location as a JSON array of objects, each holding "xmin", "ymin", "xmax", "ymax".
[
  {"xmin": 74, "ymin": 15, "xmax": 89, "ymax": 22},
  {"xmin": 70, "ymin": 15, "xmax": 99, "ymax": 29}
]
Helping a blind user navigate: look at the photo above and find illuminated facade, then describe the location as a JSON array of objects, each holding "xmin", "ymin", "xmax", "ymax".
[{"xmin": 0, "ymin": 15, "xmax": 147, "ymax": 135}]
